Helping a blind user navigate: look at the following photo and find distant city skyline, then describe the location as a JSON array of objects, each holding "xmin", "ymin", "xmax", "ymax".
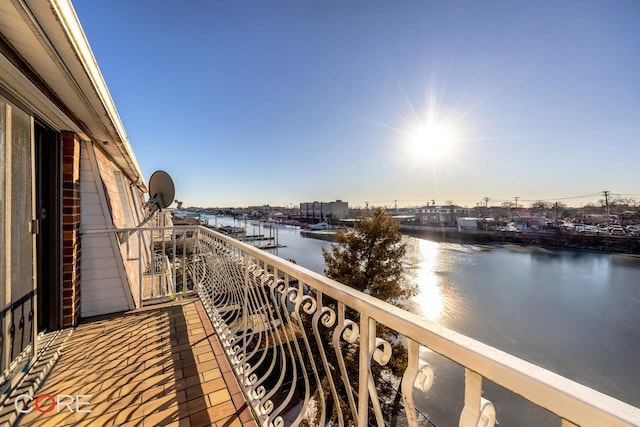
[{"xmin": 74, "ymin": 1, "xmax": 640, "ymax": 208}]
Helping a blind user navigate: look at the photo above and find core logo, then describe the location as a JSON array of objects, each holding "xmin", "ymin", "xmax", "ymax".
[{"xmin": 14, "ymin": 394, "xmax": 91, "ymax": 414}]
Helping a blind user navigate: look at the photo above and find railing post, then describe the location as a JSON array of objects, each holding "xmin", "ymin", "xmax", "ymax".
[
  {"xmin": 459, "ymin": 368, "xmax": 495, "ymax": 427},
  {"xmin": 182, "ymin": 232, "xmax": 186, "ymax": 293},
  {"xmin": 192, "ymin": 227, "xmax": 199, "ymax": 287},
  {"xmin": 137, "ymin": 230, "xmax": 143, "ymax": 307},
  {"xmin": 358, "ymin": 315, "xmax": 374, "ymax": 427},
  {"xmin": 241, "ymin": 252, "xmax": 250, "ymax": 387},
  {"xmin": 402, "ymin": 339, "xmax": 434, "ymax": 427},
  {"xmin": 151, "ymin": 229, "xmax": 156, "ymax": 298},
  {"xmin": 171, "ymin": 228, "xmax": 176, "ymax": 295}
]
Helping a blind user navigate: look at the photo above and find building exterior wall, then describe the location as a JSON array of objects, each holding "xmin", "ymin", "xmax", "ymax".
[
  {"xmin": 457, "ymin": 217, "xmax": 480, "ymax": 232},
  {"xmin": 80, "ymin": 141, "xmax": 136, "ymax": 317},
  {"xmin": 300, "ymin": 200, "xmax": 349, "ymax": 222},
  {"xmin": 94, "ymin": 145, "xmax": 146, "ymax": 306},
  {"xmin": 0, "ymin": 0, "xmax": 149, "ymax": 389},
  {"xmin": 94, "ymin": 147, "xmax": 139, "ymax": 229},
  {"xmin": 416, "ymin": 205, "xmax": 469, "ymax": 226}
]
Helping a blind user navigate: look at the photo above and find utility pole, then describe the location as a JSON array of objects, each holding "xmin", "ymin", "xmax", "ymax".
[{"xmin": 602, "ymin": 190, "xmax": 610, "ymax": 223}]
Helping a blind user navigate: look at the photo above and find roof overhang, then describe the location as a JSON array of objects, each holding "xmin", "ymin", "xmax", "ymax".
[{"xmin": 0, "ymin": 0, "xmax": 146, "ymax": 191}]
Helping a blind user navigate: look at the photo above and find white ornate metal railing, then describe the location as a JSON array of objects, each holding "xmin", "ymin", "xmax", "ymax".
[
  {"xmin": 83, "ymin": 226, "xmax": 197, "ymax": 305},
  {"xmin": 98, "ymin": 225, "xmax": 640, "ymax": 426}
]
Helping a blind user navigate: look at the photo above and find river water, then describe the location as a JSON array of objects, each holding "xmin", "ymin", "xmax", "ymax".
[{"xmin": 202, "ymin": 215, "xmax": 640, "ymax": 425}]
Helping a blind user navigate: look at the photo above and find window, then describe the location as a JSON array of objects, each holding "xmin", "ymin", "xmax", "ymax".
[{"xmin": 114, "ymin": 169, "xmax": 136, "ymax": 228}]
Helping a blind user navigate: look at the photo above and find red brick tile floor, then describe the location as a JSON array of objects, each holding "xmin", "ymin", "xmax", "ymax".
[{"xmin": 16, "ymin": 299, "xmax": 257, "ymax": 427}]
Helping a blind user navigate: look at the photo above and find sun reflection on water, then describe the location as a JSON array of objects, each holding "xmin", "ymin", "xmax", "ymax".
[{"xmin": 407, "ymin": 238, "xmax": 444, "ymax": 321}]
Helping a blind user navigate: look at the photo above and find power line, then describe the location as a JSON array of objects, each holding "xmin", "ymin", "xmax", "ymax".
[
  {"xmin": 611, "ymin": 193, "xmax": 640, "ymax": 197},
  {"xmin": 351, "ymin": 191, "xmax": 639, "ymax": 208},
  {"xmin": 518, "ymin": 193, "xmax": 601, "ymax": 202},
  {"xmin": 356, "ymin": 193, "xmax": 603, "ymax": 206}
]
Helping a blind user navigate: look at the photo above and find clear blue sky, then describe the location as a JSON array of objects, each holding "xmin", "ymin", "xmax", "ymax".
[{"xmin": 74, "ymin": 0, "xmax": 639, "ymax": 208}]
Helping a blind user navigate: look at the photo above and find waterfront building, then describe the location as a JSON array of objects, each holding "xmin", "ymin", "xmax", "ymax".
[
  {"xmin": 512, "ymin": 213, "xmax": 551, "ymax": 230},
  {"xmin": 415, "ymin": 204, "xmax": 469, "ymax": 226},
  {"xmin": 1, "ymin": 2, "xmax": 639, "ymax": 426},
  {"xmin": 300, "ymin": 199, "xmax": 349, "ymax": 223}
]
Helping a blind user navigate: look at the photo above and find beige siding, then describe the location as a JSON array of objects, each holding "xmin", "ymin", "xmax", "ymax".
[{"xmin": 80, "ymin": 142, "xmax": 135, "ymax": 317}]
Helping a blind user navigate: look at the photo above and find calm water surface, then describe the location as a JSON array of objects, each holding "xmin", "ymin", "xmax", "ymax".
[{"xmin": 203, "ymin": 216, "xmax": 640, "ymax": 424}]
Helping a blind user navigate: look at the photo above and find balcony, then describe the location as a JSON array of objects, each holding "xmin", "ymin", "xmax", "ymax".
[
  {"xmin": 9, "ymin": 224, "xmax": 640, "ymax": 426},
  {"xmin": 12, "ymin": 299, "xmax": 256, "ymax": 427}
]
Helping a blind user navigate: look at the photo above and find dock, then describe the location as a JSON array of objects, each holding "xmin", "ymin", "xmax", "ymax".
[
  {"xmin": 255, "ymin": 243, "xmax": 285, "ymax": 250},
  {"xmin": 300, "ymin": 230, "xmax": 339, "ymax": 242},
  {"xmin": 203, "ymin": 222, "xmax": 281, "ymax": 250}
]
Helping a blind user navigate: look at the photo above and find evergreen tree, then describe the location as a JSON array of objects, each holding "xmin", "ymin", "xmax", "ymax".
[
  {"xmin": 320, "ymin": 207, "xmax": 418, "ymax": 422},
  {"xmin": 323, "ymin": 207, "xmax": 417, "ymax": 307}
]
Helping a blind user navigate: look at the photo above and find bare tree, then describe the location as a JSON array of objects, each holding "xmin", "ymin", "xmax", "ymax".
[{"xmin": 531, "ymin": 200, "xmax": 552, "ymax": 210}]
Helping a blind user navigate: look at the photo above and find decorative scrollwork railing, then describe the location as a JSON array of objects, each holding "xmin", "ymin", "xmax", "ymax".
[
  {"xmin": 184, "ymin": 225, "xmax": 640, "ymax": 427},
  {"xmin": 100, "ymin": 224, "xmax": 640, "ymax": 426}
]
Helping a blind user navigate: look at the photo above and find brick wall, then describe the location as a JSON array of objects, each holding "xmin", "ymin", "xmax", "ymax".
[{"xmin": 61, "ymin": 131, "xmax": 81, "ymax": 327}]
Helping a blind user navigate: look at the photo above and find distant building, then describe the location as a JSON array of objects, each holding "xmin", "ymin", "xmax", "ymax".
[
  {"xmin": 415, "ymin": 205, "xmax": 469, "ymax": 226},
  {"xmin": 457, "ymin": 217, "xmax": 497, "ymax": 232},
  {"xmin": 300, "ymin": 200, "xmax": 349, "ymax": 223},
  {"xmin": 512, "ymin": 214, "xmax": 549, "ymax": 230},
  {"xmin": 457, "ymin": 217, "xmax": 482, "ymax": 232}
]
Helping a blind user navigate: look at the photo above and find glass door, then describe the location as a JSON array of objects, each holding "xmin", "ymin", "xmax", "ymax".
[{"xmin": 0, "ymin": 95, "xmax": 36, "ymax": 388}]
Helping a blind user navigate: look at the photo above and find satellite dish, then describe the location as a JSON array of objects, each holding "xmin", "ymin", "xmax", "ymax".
[
  {"xmin": 128, "ymin": 170, "xmax": 176, "ymax": 233},
  {"xmin": 147, "ymin": 170, "xmax": 175, "ymax": 214}
]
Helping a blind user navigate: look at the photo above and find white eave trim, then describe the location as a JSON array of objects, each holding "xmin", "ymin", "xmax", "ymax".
[{"xmin": 49, "ymin": 0, "xmax": 147, "ymax": 191}]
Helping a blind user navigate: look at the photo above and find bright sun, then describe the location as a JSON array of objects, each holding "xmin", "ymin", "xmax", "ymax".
[{"xmin": 409, "ymin": 124, "xmax": 453, "ymax": 160}]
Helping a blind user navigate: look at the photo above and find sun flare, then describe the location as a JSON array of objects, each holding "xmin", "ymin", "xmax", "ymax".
[{"xmin": 409, "ymin": 124, "xmax": 453, "ymax": 160}]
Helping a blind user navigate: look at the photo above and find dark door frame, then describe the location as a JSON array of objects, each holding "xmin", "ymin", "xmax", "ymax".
[{"xmin": 35, "ymin": 120, "xmax": 61, "ymax": 332}]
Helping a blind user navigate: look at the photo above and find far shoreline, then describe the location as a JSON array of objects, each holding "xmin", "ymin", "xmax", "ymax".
[{"xmin": 399, "ymin": 226, "xmax": 640, "ymax": 255}]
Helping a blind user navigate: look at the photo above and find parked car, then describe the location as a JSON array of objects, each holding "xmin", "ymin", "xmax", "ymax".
[
  {"xmin": 609, "ymin": 227, "xmax": 626, "ymax": 236},
  {"xmin": 575, "ymin": 224, "xmax": 596, "ymax": 233}
]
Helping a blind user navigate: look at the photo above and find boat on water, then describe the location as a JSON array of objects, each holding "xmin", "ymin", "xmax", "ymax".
[{"xmin": 310, "ymin": 221, "xmax": 329, "ymax": 230}]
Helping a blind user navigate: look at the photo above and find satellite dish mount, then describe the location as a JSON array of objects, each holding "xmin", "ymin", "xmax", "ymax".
[{"xmin": 136, "ymin": 170, "xmax": 175, "ymax": 228}]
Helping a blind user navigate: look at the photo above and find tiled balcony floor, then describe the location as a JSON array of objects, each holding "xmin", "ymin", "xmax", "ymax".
[{"xmin": 17, "ymin": 298, "xmax": 257, "ymax": 427}]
